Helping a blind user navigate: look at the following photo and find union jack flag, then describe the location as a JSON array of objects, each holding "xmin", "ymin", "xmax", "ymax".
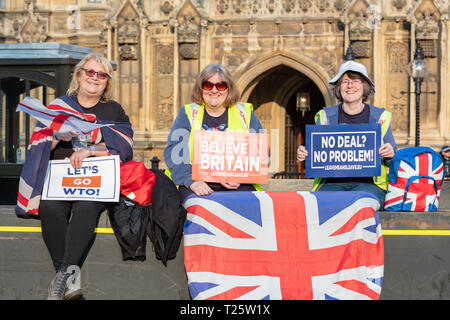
[
  {"xmin": 385, "ymin": 151, "xmax": 444, "ymax": 212},
  {"xmin": 183, "ymin": 191, "xmax": 384, "ymax": 300}
]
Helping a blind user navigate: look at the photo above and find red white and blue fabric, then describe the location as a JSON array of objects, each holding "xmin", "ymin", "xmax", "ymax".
[
  {"xmin": 15, "ymin": 95, "xmax": 133, "ymax": 217},
  {"xmin": 183, "ymin": 191, "xmax": 384, "ymax": 300},
  {"xmin": 16, "ymin": 96, "xmax": 112, "ymax": 135},
  {"xmin": 384, "ymin": 147, "xmax": 444, "ymax": 212}
]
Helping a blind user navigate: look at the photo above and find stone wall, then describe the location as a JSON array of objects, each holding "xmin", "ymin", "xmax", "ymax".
[{"xmin": 1, "ymin": 0, "xmax": 449, "ymax": 171}]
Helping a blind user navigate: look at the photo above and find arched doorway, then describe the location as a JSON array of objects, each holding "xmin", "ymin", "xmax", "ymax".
[{"xmin": 235, "ymin": 52, "xmax": 331, "ymax": 177}]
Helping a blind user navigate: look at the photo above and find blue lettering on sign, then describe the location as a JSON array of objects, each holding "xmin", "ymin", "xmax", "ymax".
[
  {"xmin": 63, "ymin": 188, "xmax": 100, "ymax": 196},
  {"xmin": 305, "ymin": 124, "xmax": 381, "ymax": 178},
  {"xmin": 63, "ymin": 188, "xmax": 77, "ymax": 195},
  {"xmin": 67, "ymin": 165, "xmax": 99, "ymax": 175}
]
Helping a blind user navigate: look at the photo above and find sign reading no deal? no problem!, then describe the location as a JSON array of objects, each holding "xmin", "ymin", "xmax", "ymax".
[
  {"xmin": 42, "ymin": 155, "xmax": 120, "ymax": 202},
  {"xmin": 305, "ymin": 124, "xmax": 381, "ymax": 178}
]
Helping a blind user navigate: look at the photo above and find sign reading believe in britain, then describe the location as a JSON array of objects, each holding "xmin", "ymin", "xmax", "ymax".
[
  {"xmin": 305, "ymin": 124, "xmax": 381, "ymax": 178},
  {"xmin": 192, "ymin": 130, "xmax": 269, "ymax": 184}
]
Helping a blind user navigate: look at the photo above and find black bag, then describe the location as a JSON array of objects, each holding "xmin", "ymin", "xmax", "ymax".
[{"xmin": 108, "ymin": 196, "xmax": 150, "ymax": 261}]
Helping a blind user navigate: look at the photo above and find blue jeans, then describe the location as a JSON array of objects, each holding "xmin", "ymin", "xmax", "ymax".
[{"xmin": 317, "ymin": 182, "xmax": 386, "ymax": 208}]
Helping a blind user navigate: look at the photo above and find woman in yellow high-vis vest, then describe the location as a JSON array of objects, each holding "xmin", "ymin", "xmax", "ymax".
[
  {"xmin": 164, "ymin": 64, "xmax": 264, "ymax": 201},
  {"xmin": 297, "ymin": 60, "xmax": 397, "ymax": 207}
]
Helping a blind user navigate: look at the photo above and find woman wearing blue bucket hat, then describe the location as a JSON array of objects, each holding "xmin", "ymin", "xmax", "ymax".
[{"xmin": 296, "ymin": 60, "xmax": 397, "ymax": 206}]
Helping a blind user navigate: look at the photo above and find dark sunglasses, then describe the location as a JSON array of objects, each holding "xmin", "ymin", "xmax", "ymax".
[
  {"xmin": 81, "ymin": 68, "xmax": 109, "ymax": 80},
  {"xmin": 202, "ymin": 81, "xmax": 228, "ymax": 91}
]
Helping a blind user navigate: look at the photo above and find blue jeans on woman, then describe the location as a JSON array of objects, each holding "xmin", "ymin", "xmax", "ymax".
[{"xmin": 317, "ymin": 182, "xmax": 386, "ymax": 208}]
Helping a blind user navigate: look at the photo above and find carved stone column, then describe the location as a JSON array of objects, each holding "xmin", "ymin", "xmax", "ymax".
[
  {"xmin": 177, "ymin": 12, "xmax": 200, "ymax": 60},
  {"xmin": 15, "ymin": 0, "xmax": 48, "ymax": 43},
  {"xmin": 176, "ymin": 1, "xmax": 201, "ymax": 108},
  {"xmin": 438, "ymin": 14, "xmax": 448, "ymax": 139},
  {"xmin": 348, "ymin": 12, "xmax": 372, "ymax": 59},
  {"xmin": 414, "ymin": 7, "xmax": 440, "ymax": 136},
  {"xmin": 140, "ymin": 18, "xmax": 149, "ymax": 132},
  {"xmin": 408, "ymin": 20, "xmax": 416, "ymax": 145},
  {"xmin": 199, "ymin": 18, "xmax": 208, "ymax": 71}
]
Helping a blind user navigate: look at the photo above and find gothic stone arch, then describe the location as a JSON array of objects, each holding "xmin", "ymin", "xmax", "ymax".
[{"xmin": 235, "ymin": 51, "xmax": 333, "ymax": 104}]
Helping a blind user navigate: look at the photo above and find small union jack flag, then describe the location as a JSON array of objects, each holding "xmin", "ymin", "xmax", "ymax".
[
  {"xmin": 385, "ymin": 151, "xmax": 444, "ymax": 212},
  {"xmin": 183, "ymin": 191, "xmax": 384, "ymax": 300},
  {"xmin": 16, "ymin": 96, "xmax": 112, "ymax": 135}
]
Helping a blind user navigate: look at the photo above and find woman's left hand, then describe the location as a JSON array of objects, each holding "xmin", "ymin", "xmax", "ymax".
[
  {"xmin": 70, "ymin": 149, "xmax": 91, "ymax": 169},
  {"xmin": 379, "ymin": 143, "xmax": 395, "ymax": 158},
  {"xmin": 220, "ymin": 181, "xmax": 240, "ymax": 190}
]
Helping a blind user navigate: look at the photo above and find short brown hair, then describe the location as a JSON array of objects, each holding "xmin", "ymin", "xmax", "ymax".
[
  {"xmin": 66, "ymin": 53, "xmax": 114, "ymax": 102},
  {"xmin": 331, "ymin": 71, "xmax": 373, "ymax": 102},
  {"xmin": 191, "ymin": 64, "xmax": 240, "ymax": 106}
]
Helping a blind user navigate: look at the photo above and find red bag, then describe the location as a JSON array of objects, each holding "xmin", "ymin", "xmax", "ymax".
[{"xmin": 120, "ymin": 160, "xmax": 156, "ymax": 206}]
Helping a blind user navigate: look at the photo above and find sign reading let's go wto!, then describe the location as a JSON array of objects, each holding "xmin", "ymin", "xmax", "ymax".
[
  {"xmin": 42, "ymin": 155, "xmax": 121, "ymax": 202},
  {"xmin": 305, "ymin": 124, "xmax": 381, "ymax": 178}
]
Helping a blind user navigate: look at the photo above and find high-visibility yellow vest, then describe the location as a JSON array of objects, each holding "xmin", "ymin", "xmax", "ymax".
[
  {"xmin": 312, "ymin": 109, "xmax": 392, "ymax": 191},
  {"xmin": 166, "ymin": 102, "xmax": 263, "ymax": 191}
]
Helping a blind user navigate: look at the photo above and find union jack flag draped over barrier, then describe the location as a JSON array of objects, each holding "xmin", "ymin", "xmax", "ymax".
[
  {"xmin": 183, "ymin": 191, "xmax": 384, "ymax": 300},
  {"xmin": 15, "ymin": 96, "xmax": 133, "ymax": 217}
]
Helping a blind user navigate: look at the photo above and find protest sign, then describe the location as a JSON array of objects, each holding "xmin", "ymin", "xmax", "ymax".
[
  {"xmin": 42, "ymin": 155, "xmax": 120, "ymax": 202},
  {"xmin": 192, "ymin": 130, "xmax": 269, "ymax": 184},
  {"xmin": 305, "ymin": 124, "xmax": 381, "ymax": 178}
]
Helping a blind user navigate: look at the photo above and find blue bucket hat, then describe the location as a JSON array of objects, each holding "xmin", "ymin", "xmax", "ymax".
[{"xmin": 329, "ymin": 60, "xmax": 375, "ymax": 95}]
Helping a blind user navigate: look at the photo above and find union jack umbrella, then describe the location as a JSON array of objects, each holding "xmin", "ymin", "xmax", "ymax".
[{"xmin": 183, "ymin": 191, "xmax": 384, "ymax": 300}]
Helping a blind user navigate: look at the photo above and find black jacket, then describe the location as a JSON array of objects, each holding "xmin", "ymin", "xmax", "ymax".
[
  {"xmin": 108, "ymin": 169, "xmax": 186, "ymax": 266},
  {"xmin": 147, "ymin": 169, "xmax": 187, "ymax": 265}
]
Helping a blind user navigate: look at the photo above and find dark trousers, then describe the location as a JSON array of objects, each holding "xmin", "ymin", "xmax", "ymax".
[{"xmin": 39, "ymin": 200, "xmax": 109, "ymax": 271}]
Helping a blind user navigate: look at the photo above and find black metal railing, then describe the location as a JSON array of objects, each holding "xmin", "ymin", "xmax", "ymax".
[
  {"xmin": 150, "ymin": 156, "xmax": 160, "ymax": 171},
  {"xmin": 270, "ymin": 171, "xmax": 305, "ymax": 179}
]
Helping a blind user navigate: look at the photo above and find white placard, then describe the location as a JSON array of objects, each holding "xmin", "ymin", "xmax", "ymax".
[{"xmin": 42, "ymin": 155, "xmax": 120, "ymax": 202}]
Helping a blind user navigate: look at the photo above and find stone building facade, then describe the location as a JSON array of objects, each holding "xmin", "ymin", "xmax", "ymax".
[{"xmin": 1, "ymin": 0, "xmax": 449, "ymax": 173}]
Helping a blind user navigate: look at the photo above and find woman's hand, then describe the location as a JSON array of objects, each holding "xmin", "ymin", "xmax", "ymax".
[
  {"xmin": 190, "ymin": 181, "xmax": 214, "ymax": 196},
  {"xmin": 70, "ymin": 149, "xmax": 91, "ymax": 169},
  {"xmin": 297, "ymin": 145, "xmax": 308, "ymax": 162},
  {"xmin": 379, "ymin": 143, "xmax": 395, "ymax": 158},
  {"xmin": 55, "ymin": 131, "xmax": 79, "ymax": 142},
  {"xmin": 220, "ymin": 181, "xmax": 240, "ymax": 190}
]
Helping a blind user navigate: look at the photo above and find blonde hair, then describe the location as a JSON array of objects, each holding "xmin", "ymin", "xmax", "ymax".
[
  {"xmin": 66, "ymin": 53, "xmax": 114, "ymax": 102},
  {"xmin": 191, "ymin": 63, "xmax": 240, "ymax": 106}
]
